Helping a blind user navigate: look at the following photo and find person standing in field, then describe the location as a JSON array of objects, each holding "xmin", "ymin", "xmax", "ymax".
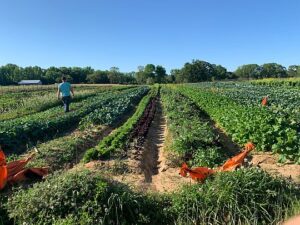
[{"xmin": 57, "ymin": 76, "xmax": 74, "ymax": 112}]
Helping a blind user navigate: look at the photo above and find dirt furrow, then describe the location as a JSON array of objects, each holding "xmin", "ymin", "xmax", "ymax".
[{"xmin": 133, "ymin": 100, "xmax": 190, "ymax": 192}]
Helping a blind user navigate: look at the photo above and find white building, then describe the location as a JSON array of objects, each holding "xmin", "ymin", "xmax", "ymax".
[{"xmin": 18, "ymin": 80, "xmax": 42, "ymax": 85}]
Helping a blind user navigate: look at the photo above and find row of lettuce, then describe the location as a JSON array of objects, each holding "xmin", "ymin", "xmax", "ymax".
[{"xmin": 175, "ymin": 83, "xmax": 300, "ymax": 163}]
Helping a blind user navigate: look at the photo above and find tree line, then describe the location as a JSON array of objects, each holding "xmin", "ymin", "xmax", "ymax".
[
  {"xmin": 235, "ymin": 63, "xmax": 300, "ymax": 79},
  {"xmin": 0, "ymin": 61, "xmax": 299, "ymax": 85}
]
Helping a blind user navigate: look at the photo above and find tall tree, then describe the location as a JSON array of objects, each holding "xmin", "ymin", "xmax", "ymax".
[
  {"xmin": 180, "ymin": 60, "xmax": 215, "ymax": 82},
  {"xmin": 288, "ymin": 65, "xmax": 300, "ymax": 77},
  {"xmin": 235, "ymin": 64, "xmax": 261, "ymax": 79},
  {"xmin": 260, "ymin": 63, "xmax": 287, "ymax": 78},
  {"xmin": 86, "ymin": 70, "xmax": 109, "ymax": 83},
  {"xmin": 155, "ymin": 65, "xmax": 167, "ymax": 83},
  {"xmin": 212, "ymin": 64, "xmax": 227, "ymax": 80}
]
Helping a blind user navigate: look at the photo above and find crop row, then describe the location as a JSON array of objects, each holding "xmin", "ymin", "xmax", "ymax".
[
  {"xmin": 0, "ymin": 86, "xmax": 131, "ymax": 120},
  {"xmin": 161, "ymin": 87, "xmax": 225, "ymax": 167},
  {"xmin": 250, "ymin": 77, "xmax": 300, "ymax": 87},
  {"xmin": 176, "ymin": 85, "xmax": 300, "ymax": 163},
  {"xmin": 192, "ymin": 82, "xmax": 300, "ymax": 124},
  {"xmin": 83, "ymin": 87, "xmax": 158, "ymax": 162},
  {"xmin": 25, "ymin": 86, "xmax": 147, "ymax": 171},
  {"xmin": 0, "ymin": 87, "xmax": 148, "ymax": 154}
]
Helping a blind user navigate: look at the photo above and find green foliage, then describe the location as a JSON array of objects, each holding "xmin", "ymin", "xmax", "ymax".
[
  {"xmin": 86, "ymin": 70, "xmax": 109, "ymax": 84},
  {"xmin": 0, "ymin": 87, "xmax": 145, "ymax": 154},
  {"xmin": 0, "ymin": 194, "xmax": 11, "ymax": 225},
  {"xmin": 6, "ymin": 169, "xmax": 300, "ymax": 225},
  {"xmin": 171, "ymin": 168, "xmax": 300, "ymax": 225},
  {"xmin": 161, "ymin": 87, "xmax": 225, "ymax": 167},
  {"xmin": 235, "ymin": 63, "xmax": 288, "ymax": 79},
  {"xmin": 176, "ymin": 84, "xmax": 300, "ymax": 163},
  {"xmin": 288, "ymin": 65, "xmax": 300, "ymax": 77},
  {"xmin": 174, "ymin": 60, "xmax": 234, "ymax": 83},
  {"xmin": 0, "ymin": 64, "xmax": 137, "ymax": 85},
  {"xmin": 135, "ymin": 64, "xmax": 167, "ymax": 84},
  {"xmin": 190, "ymin": 146, "xmax": 224, "ymax": 168},
  {"xmin": 261, "ymin": 63, "xmax": 287, "ymax": 78},
  {"xmin": 27, "ymin": 87, "xmax": 148, "ymax": 170},
  {"xmin": 0, "ymin": 88, "xmax": 104, "ymax": 121},
  {"xmin": 80, "ymin": 87, "xmax": 148, "ymax": 128},
  {"xmin": 179, "ymin": 60, "xmax": 215, "ymax": 82},
  {"xmin": 7, "ymin": 170, "xmax": 171, "ymax": 225},
  {"xmin": 83, "ymin": 87, "xmax": 158, "ymax": 162},
  {"xmin": 235, "ymin": 64, "xmax": 261, "ymax": 79},
  {"xmin": 251, "ymin": 77, "xmax": 300, "ymax": 87}
]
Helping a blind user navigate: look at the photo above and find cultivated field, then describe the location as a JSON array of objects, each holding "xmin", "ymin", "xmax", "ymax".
[{"xmin": 1, "ymin": 81, "xmax": 300, "ymax": 225}]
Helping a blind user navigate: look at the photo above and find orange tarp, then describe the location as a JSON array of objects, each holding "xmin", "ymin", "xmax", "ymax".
[
  {"xmin": 262, "ymin": 96, "xmax": 268, "ymax": 106},
  {"xmin": 180, "ymin": 142, "xmax": 255, "ymax": 182},
  {"xmin": 0, "ymin": 149, "xmax": 48, "ymax": 190},
  {"xmin": 0, "ymin": 150, "xmax": 7, "ymax": 190}
]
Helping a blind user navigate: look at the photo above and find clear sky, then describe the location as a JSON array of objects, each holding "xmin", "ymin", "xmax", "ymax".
[{"xmin": 0, "ymin": 0, "xmax": 299, "ymax": 72}]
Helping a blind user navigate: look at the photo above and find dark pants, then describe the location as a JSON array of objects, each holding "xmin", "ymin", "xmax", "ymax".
[{"xmin": 62, "ymin": 96, "xmax": 71, "ymax": 112}]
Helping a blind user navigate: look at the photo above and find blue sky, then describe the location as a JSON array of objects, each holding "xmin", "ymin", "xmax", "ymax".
[{"xmin": 0, "ymin": 0, "xmax": 299, "ymax": 72}]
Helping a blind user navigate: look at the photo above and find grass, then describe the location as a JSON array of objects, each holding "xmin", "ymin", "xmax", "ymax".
[{"xmin": 5, "ymin": 168, "xmax": 300, "ymax": 225}]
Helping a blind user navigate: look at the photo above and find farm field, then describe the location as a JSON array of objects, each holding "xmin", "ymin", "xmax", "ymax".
[{"xmin": 1, "ymin": 83, "xmax": 300, "ymax": 225}]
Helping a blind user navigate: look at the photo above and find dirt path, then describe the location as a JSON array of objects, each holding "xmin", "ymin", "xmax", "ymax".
[
  {"xmin": 249, "ymin": 152, "xmax": 300, "ymax": 184},
  {"xmin": 138, "ymin": 100, "xmax": 189, "ymax": 192},
  {"xmin": 97, "ymin": 100, "xmax": 191, "ymax": 192}
]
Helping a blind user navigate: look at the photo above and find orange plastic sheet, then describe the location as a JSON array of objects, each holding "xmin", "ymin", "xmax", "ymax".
[
  {"xmin": 0, "ymin": 150, "xmax": 7, "ymax": 189},
  {"xmin": 0, "ymin": 149, "xmax": 48, "ymax": 190},
  {"xmin": 262, "ymin": 96, "xmax": 268, "ymax": 106},
  {"xmin": 180, "ymin": 142, "xmax": 255, "ymax": 182}
]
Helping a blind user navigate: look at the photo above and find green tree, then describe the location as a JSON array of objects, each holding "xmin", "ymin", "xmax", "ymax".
[
  {"xmin": 180, "ymin": 60, "xmax": 215, "ymax": 82},
  {"xmin": 108, "ymin": 67, "xmax": 121, "ymax": 84},
  {"xmin": 235, "ymin": 64, "xmax": 261, "ymax": 79},
  {"xmin": 135, "ymin": 64, "xmax": 155, "ymax": 84},
  {"xmin": 212, "ymin": 64, "xmax": 227, "ymax": 80},
  {"xmin": 260, "ymin": 63, "xmax": 287, "ymax": 78},
  {"xmin": 288, "ymin": 65, "xmax": 300, "ymax": 77},
  {"xmin": 86, "ymin": 70, "xmax": 109, "ymax": 83},
  {"xmin": 44, "ymin": 67, "xmax": 63, "ymax": 84},
  {"xmin": 154, "ymin": 65, "xmax": 167, "ymax": 83}
]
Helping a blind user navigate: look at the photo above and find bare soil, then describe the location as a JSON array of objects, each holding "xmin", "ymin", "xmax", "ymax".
[
  {"xmin": 86, "ymin": 100, "xmax": 191, "ymax": 192},
  {"xmin": 249, "ymin": 152, "xmax": 300, "ymax": 184},
  {"xmin": 115, "ymin": 100, "xmax": 191, "ymax": 192}
]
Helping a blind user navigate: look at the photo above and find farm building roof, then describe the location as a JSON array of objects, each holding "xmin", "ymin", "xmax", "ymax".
[{"xmin": 18, "ymin": 80, "xmax": 42, "ymax": 85}]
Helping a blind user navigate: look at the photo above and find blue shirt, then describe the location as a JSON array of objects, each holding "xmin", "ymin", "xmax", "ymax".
[{"xmin": 58, "ymin": 82, "xmax": 71, "ymax": 97}]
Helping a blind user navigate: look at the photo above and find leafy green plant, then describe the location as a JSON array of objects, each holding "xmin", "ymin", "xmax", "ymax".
[
  {"xmin": 0, "ymin": 87, "xmax": 148, "ymax": 155},
  {"xmin": 171, "ymin": 168, "xmax": 300, "ymax": 225},
  {"xmin": 7, "ymin": 170, "xmax": 171, "ymax": 225},
  {"xmin": 83, "ymin": 87, "xmax": 158, "ymax": 162},
  {"xmin": 161, "ymin": 87, "xmax": 226, "ymax": 167},
  {"xmin": 26, "ymin": 87, "xmax": 147, "ymax": 170},
  {"xmin": 176, "ymin": 84, "xmax": 300, "ymax": 163}
]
